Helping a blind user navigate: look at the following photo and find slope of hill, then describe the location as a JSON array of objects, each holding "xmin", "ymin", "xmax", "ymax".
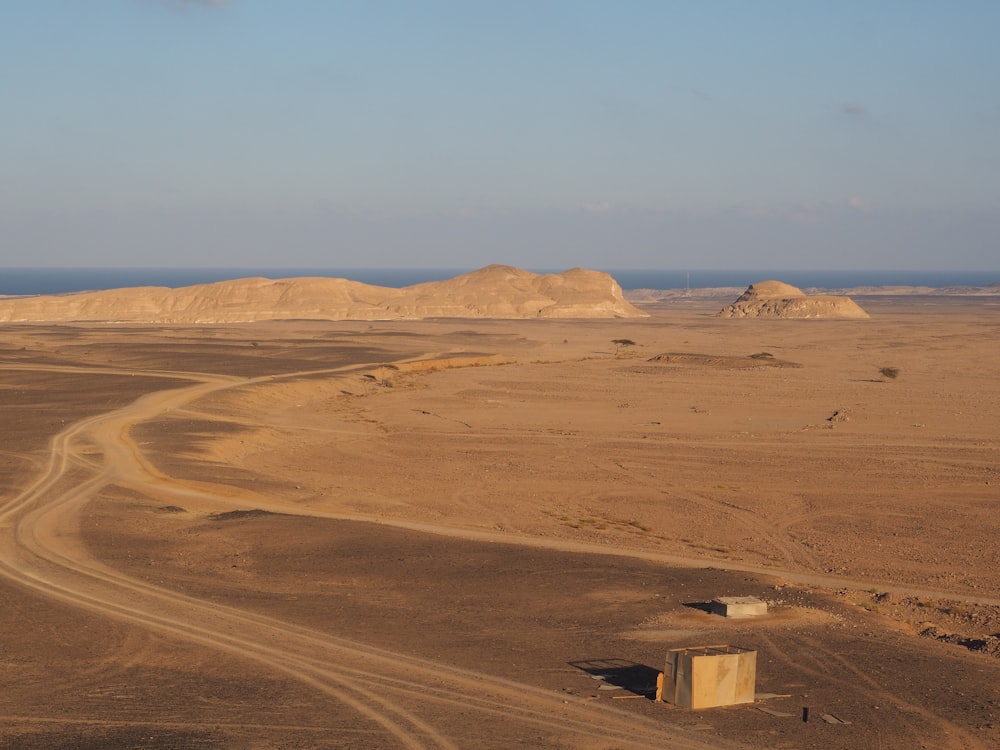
[
  {"xmin": 0, "ymin": 265, "xmax": 646, "ymax": 323},
  {"xmin": 717, "ymin": 280, "xmax": 870, "ymax": 319}
]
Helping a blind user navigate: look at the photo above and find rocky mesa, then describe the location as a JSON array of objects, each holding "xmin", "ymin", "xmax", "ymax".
[
  {"xmin": 717, "ymin": 280, "xmax": 870, "ymax": 319},
  {"xmin": 0, "ymin": 265, "xmax": 646, "ymax": 323}
]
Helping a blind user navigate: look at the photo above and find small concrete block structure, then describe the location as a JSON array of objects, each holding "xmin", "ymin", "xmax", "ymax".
[
  {"xmin": 659, "ymin": 645, "xmax": 756, "ymax": 709},
  {"xmin": 709, "ymin": 596, "xmax": 768, "ymax": 619}
]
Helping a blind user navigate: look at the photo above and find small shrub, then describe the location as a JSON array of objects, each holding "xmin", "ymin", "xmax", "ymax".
[
  {"xmin": 375, "ymin": 363, "xmax": 399, "ymax": 385},
  {"xmin": 612, "ymin": 338, "xmax": 636, "ymax": 355},
  {"xmin": 879, "ymin": 366, "xmax": 900, "ymax": 380}
]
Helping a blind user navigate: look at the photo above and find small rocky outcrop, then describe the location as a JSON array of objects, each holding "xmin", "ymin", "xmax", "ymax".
[{"xmin": 717, "ymin": 281, "xmax": 869, "ymax": 319}]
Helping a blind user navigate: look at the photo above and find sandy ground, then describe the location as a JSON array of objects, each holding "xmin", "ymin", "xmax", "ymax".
[{"xmin": 0, "ymin": 295, "xmax": 998, "ymax": 749}]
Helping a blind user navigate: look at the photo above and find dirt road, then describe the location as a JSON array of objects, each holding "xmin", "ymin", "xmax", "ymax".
[
  {"xmin": 1, "ymin": 308, "xmax": 997, "ymax": 749},
  {"xmin": 0, "ymin": 359, "xmax": 727, "ymax": 749}
]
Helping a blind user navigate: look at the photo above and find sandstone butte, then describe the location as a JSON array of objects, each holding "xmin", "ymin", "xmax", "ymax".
[
  {"xmin": 717, "ymin": 280, "xmax": 870, "ymax": 319},
  {"xmin": 0, "ymin": 265, "xmax": 646, "ymax": 323}
]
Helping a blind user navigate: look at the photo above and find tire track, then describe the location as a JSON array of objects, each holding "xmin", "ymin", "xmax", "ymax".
[
  {"xmin": 0, "ymin": 362, "xmax": 718, "ymax": 750},
  {"xmin": 0, "ymin": 371, "xmax": 464, "ymax": 750},
  {"xmin": 756, "ymin": 630, "xmax": 990, "ymax": 750}
]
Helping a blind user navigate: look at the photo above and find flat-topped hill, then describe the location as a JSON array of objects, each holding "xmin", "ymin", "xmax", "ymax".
[
  {"xmin": 0, "ymin": 265, "xmax": 646, "ymax": 323},
  {"xmin": 717, "ymin": 280, "xmax": 870, "ymax": 319}
]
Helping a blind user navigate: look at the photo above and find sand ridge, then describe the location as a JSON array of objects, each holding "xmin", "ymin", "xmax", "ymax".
[{"xmin": 0, "ymin": 265, "xmax": 646, "ymax": 323}]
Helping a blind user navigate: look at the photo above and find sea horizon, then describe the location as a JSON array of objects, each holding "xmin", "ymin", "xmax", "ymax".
[{"xmin": 1, "ymin": 266, "xmax": 998, "ymax": 297}]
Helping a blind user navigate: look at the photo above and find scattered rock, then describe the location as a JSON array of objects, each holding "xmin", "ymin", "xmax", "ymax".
[
  {"xmin": 210, "ymin": 509, "xmax": 278, "ymax": 522},
  {"xmin": 919, "ymin": 624, "xmax": 1000, "ymax": 658},
  {"xmin": 646, "ymin": 352, "xmax": 801, "ymax": 369},
  {"xmin": 717, "ymin": 281, "xmax": 870, "ymax": 319}
]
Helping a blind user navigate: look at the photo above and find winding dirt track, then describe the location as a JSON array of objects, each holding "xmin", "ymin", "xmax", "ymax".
[{"xmin": 0, "ymin": 361, "xmax": 729, "ymax": 749}]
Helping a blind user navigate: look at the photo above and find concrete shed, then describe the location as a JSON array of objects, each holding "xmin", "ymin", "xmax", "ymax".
[{"xmin": 658, "ymin": 645, "xmax": 757, "ymax": 709}]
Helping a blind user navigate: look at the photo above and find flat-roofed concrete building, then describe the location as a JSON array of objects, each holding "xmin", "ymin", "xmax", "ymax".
[{"xmin": 709, "ymin": 596, "xmax": 768, "ymax": 618}]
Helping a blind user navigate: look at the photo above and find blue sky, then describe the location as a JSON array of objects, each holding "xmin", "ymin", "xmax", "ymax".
[{"xmin": 2, "ymin": 0, "xmax": 998, "ymax": 270}]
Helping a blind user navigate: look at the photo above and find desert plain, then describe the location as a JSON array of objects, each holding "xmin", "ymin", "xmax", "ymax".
[{"xmin": 1, "ymin": 291, "xmax": 998, "ymax": 749}]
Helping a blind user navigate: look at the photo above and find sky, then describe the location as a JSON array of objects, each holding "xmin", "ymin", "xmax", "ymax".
[{"xmin": 2, "ymin": 0, "xmax": 998, "ymax": 271}]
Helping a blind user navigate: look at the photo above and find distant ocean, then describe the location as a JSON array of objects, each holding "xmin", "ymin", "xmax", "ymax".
[{"xmin": 1, "ymin": 267, "xmax": 998, "ymax": 296}]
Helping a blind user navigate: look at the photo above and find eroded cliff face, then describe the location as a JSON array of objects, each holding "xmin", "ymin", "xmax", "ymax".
[
  {"xmin": 717, "ymin": 280, "xmax": 870, "ymax": 319},
  {"xmin": 0, "ymin": 265, "xmax": 647, "ymax": 323}
]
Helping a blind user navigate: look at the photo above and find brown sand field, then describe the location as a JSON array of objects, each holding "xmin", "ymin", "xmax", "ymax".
[{"xmin": 1, "ymin": 294, "xmax": 998, "ymax": 749}]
